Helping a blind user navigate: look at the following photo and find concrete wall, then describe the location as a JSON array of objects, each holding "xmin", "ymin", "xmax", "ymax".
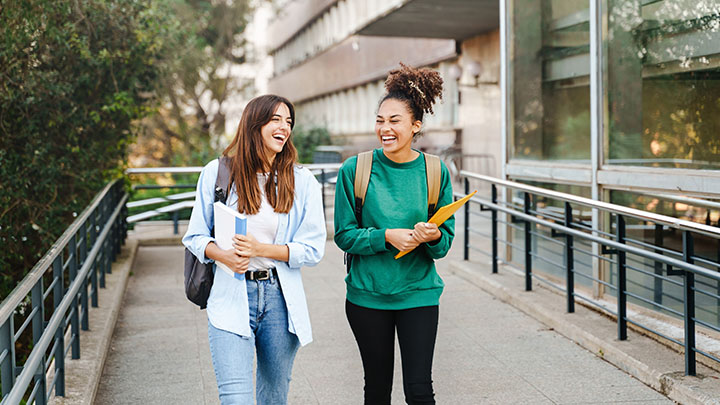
[
  {"xmin": 268, "ymin": 36, "xmax": 456, "ymax": 103},
  {"xmin": 457, "ymin": 30, "xmax": 502, "ymax": 178}
]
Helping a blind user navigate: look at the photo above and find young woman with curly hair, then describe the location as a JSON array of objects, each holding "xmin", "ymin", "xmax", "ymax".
[
  {"xmin": 334, "ymin": 64, "xmax": 454, "ymax": 404},
  {"xmin": 183, "ymin": 94, "xmax": 326, "ymax": 404}
]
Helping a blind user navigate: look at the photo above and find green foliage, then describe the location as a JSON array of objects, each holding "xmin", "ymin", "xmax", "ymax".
[
  {"xmin": 292, "ymin": 126, "xmax": 332, "ymax": 163},
  {"xmin": 130, "ymin": 0, "xmax": 253, "ymax": 167},
  {"xmin": 0, "ymin": 0, "xmax": 169, "ymax": 299}
]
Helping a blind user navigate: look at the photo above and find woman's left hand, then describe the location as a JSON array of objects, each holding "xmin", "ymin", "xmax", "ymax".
[
  {"xmin": 412, "ymin": 222, "xmax": 441, "ymax": 244},
  {"xmin": 233, "ymin": 233, "xmax": 262, "ymax": 258}
]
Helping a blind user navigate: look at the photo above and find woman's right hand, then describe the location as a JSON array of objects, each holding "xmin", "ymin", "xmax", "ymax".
[
  {"xmin": 220, "ymin": 249, "xmax": 250, "ymax": 274},
  {"xmin": 206, "ymin": 242, "xmax": 250, "ymax": 274},
  {"xmin": 385, "ymin": 229, "xmax": 421, "ymax": 252}
]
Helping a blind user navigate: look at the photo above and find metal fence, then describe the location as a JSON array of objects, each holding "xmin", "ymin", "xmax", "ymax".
[
  {"xmin": 459, "ymin": 171, "xmax": 720, "ymax": 376},
  {"xmin": 0, "ymin": 180, "xmax": 127, "ymax": 404},
  {"xmin": 125, "ymin": 164, "xmax": 342, "ymax": 232}
]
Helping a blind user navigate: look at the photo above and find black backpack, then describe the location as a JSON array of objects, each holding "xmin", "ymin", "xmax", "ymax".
[{"xmin": 184, "ymin": 157, "xmax": 231, "ymax": 309}]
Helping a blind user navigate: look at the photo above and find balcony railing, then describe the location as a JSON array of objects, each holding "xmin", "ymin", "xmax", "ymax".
[
  {"xmin": 0, "ymin": 180, "xmax": 127, "ymax": 404},
  {"xmin": 459, "ymin": 171, "xmax": 720, "ymax": 376}
]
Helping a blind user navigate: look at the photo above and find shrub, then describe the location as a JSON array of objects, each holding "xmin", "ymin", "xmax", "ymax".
[
  {"xmin": 0, "ymin": 0, "xmax": 170, "ymax": 299},
  {"xmin": 292, "ymin": 126, "xmax": 331, "ymax": 164}
]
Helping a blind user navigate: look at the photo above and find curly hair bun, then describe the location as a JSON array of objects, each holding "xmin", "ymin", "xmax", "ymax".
[{"xmin": 384, "ymin": 62, "xmax": 444, "ymax": 115}]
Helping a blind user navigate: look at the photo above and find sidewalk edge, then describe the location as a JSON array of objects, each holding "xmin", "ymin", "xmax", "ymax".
[
  {"xmin": 448, "ymin": 259, "xmax": 720, "ymax": 405},
  {"xmin": 50, "ymin": 237, "xmax": 139, "ymax": 405}
]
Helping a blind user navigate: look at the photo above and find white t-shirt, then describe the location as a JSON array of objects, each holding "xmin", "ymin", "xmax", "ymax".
[{"xmin": 247, "ymin": 173, "xmax": 279, "ymax": 271}]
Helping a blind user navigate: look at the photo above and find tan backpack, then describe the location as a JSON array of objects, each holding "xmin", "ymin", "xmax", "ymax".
[{"xmin": 353, "ymin": 151, "xmax": 442, "ymax": 223}]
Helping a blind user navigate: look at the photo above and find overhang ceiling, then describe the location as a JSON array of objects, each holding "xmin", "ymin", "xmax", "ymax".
[{"xmin": 358, "ymin": 0, "xmax": 499, "ymax": 40}]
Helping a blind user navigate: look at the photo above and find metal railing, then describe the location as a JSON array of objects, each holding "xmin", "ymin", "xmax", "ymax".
[
  {"xmin": 0, "ymin": 180, "xmax": 127, "ymax": 404},
  {"xmin": 459, "ymin": 171, "xmax": 720, "ymax": 376},
  {"xmin": 125, "ymin": 164, "xmax": 342, "ymax": 232}
]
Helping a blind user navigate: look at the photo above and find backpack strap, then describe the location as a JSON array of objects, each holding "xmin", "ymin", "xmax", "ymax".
[
  {"xmin": 346, "ymin": 151, "xmax": 373, "ymax": 273},
  {"xmin": 353, "ymin": 151, "xmax": 374, "ymax": 224},
  {"xmin": 208, "ymin": 157, "xmax": 232, "ymax": 241},
  {"xmin": 345, "ymin": 151, "xmax": 440, "ymax": 270},
  {"xmin": 424, "ymin": 153, "xmax": 442, "ymax": 217},
  {"xmin": 215, "ymin": 156, "xmax": 232, "ymax": 204}
]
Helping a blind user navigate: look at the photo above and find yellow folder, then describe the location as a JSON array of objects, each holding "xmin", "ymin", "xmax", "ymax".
[{"xmin": 394, "ymin": 190, "xmax": 477, "ymax": 259}]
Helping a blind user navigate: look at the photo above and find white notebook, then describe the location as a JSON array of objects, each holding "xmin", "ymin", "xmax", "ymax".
[{"xmin": 213, "ymin": 202, "xmax": 247, "ymax": 277}]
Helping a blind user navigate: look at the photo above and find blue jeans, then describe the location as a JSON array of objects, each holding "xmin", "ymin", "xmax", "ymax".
[{"xmin": 208, "ymin": 275, "xmax": 300, "ymax": 405}]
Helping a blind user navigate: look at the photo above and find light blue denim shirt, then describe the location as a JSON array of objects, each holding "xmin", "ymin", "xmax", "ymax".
[{"xmin": 182, "ymin": 159, "xmax": 326, "ymax": 346}]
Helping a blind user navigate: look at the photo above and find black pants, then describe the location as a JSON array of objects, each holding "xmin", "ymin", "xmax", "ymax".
[{"xmin": 346, "ymin": 300, "xmax": 439, "ymax": 405}]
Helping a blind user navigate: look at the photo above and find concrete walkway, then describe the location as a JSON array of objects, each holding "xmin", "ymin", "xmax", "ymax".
[{"xmin": 95, "ymin": 238, "xmax": 673, "ymax": 404}]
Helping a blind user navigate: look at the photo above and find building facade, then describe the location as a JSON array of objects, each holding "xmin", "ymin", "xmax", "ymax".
[
  {"xmin": 267, "ymin": 1, "xmax": 720, "ymax": 200},
  {"xmin": 497, "ymin": 0, "xmax": 720, "ymax": 354},
  {"xmin": 504, "ymin": 4, "xmax": 720, "ymax": 247},
  {"xmin": 506, "ymin": 0, "xmax": 720, "ymax": 201},
  {"xmin": 265, "ymin": 0, "xmax": 720, "ymax": 352},
  {"xmin": 266, "ymin": 0, "xmax": 502, "ymax": 174}
]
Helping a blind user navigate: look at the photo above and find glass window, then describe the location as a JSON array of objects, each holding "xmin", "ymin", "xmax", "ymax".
[
  {"xmin": 606, "ymin": 0, "xmax": 720, "ymax": 170},
  {"xmin": 511, "ymin": 0, "xmax": 591, "ymax": 162}
]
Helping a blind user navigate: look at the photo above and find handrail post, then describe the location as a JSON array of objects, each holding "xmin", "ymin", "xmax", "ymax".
[
  {"xmin": 107, "ymin": 237, "xmax": 113, "ymax": 276},
  {"xmin": 491, "ymin": 184, "xmax": 498, "ymax": 273},
  {"xmin": 81, "ymin": 277, "xmax": 89, "ymax": 331},
  {"xmin": 564, "ymin": 202, "xmax": 575, "ymax": 313},
  {"xmin": 107, "ymin": 221, "xmax": 115, "ymax": 275},
  {"xmin": 105, "ymin": 215, "xmax": 117, "ymax": 274},
  {"xmin": 52, "ymin": 256, "xmax": 65, "ymax": 396},
  {"xmin": 653, "ymin": 224, "xmax": 664, "ymax": 305},
  {"xmin": 91, "ymin": 259, "xmax": 99, "ymax": 308},
  {"xmin": 524, "ymin": 192, "xmax": 532, "ymax": 291},
  {"xmin": 112, "ymin": 189, "xmax": 120, "ymax": 259},
  {"xmin": 90, "ymin": 210, "xmax": 97, "ymax": 257},
  {"xmin": 90, "ymin": 206, "xmax": 99, "ymax": 308},
  {"xmin": 464, "ymin": 177, "xmax": 470, "ymax": 261},
  {"xmin": 173, "ymin": 211, "xmax": 179, "ymax": 235},
  {"xmin": 81, "ymin": 215, "xmax": 91, "ymax": 329},
  {"xmin": 110, "ymin": 209, "xmax": 116, "ymax": 262},
  {"xmin": 115, "ymin": 202, "xmax": 123, "ymax": 257},
  {"xmin": 80, "ymin": 222, "xmax": 87, "ymax": 269},
  {"xmin": 99, "ymin": 238, "xmax": 107, "ymax": 289},
  {"xmin": 110, "ymin": 195, "xmax": 116, "ymax": 259},
  {"xmin": 34, "ymin": 363, "xmax": 47, "ymax": 405},
  {"xmin": 617, "ymin": 215, "xmax": 627, "ymax": 341},
  {"xmin": 1, "ymin": 317, "xmax": 16, "ymax": 397},
  {"xmin": 31, "ymin": 281, "xmax": 45, "ymax": 347},
  {"xmin": 69, "ymin": 235, "xmax": 80, "ymax": 359},
  {"xmin": 683, "ymin": 231, "xmax": 696, "ymax": 376}
]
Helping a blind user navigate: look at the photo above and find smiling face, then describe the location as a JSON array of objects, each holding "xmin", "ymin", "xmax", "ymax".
[
  {"xmin": 260, "ymin": 103, "xmax": 293, "ymax": 165},
  {"xmin": 375, "ymin": 98, "xmax": 422, "ymax": 162}
]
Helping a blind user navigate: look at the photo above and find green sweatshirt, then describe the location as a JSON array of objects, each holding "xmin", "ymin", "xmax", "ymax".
[{"xmin": 334, "ymin": 149, "xmax": 455, "ymax": 310}]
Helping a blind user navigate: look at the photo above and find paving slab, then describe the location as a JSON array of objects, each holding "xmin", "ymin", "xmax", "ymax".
[{"xmin": 93, "ymin": 236, "xmax": 675, "ymax": 404}]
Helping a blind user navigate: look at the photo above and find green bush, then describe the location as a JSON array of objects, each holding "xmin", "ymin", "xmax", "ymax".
[
  {"xmin": 0, "ymin": 0, "xmax": 170, "ymax": 300},
  {"xmin": 292, "ymin": 126, "xmax": 331, "ymax": 163}
]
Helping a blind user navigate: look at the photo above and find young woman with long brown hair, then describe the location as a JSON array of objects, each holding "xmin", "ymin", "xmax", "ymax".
[{"xmin": 183, "ymin": 94, "xmax": 326, "ymax": 404}]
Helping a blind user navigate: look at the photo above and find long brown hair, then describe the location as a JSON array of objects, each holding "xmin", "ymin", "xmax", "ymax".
[{"xmin": 223, "ymin": 95, "xmax": 297, "ymax": 214}]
